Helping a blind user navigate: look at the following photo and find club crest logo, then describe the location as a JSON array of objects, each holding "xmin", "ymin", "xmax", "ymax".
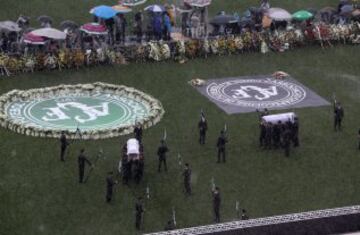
[
  {"xmin": 0, "ymin": 83, "xmax": 165, "ymax": 139},
  {"xmin": 206, "ymin": 78, "xmax": 307, "ymax": 108}
]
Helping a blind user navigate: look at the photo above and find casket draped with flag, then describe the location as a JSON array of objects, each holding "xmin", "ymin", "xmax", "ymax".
[{"xmin": 262, "ymin": 112, "xmax": 296, "ymax": 124}]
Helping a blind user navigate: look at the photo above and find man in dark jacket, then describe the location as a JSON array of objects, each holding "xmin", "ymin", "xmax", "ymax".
[
  {"xmin": 157, "ymin": 140, "xmax": 169, "ymax": 172},
  {"xmin": 106, "ymin": 171, "xmax": 117, "ymax": 203},
  {"xmin": 134, "ymin": 11, "xmax": 143, "ymax": 43},
  {"xmin": 216, "ymin": 131, "xmax": 227, "ymax": 163},
  {"xmin": 78, "ymin": 149, "xmax": 92, "ymax": 183},
  {"xmin": 183, "ymin": 163, "xmax": 192, "ymax": 195},
  {"xmin": 334, "ymin": 101, "xmax": 344, "ymax": 131},
  {"xmin": 198, "ymin": 116, "xmax": 208, "ymax": 145},
  {"xmin": 212, "ymin": 186, "xmax": 221, "ymax": 223},
  {"xmin": 135, "ymin": 197, "xmax": 144, "ymax": 230},
  {"xmin": 60, "ymin": 131, "xmax": 69, "ymax": 161}
]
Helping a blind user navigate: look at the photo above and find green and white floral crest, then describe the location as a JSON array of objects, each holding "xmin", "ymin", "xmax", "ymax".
[{"xmin": 0, "ymin": 82, "xmax": 165, "ymax": 139}]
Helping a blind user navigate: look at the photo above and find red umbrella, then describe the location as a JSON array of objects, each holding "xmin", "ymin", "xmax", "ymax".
[
  {"xmin": 24, "ymin": 33, "xmax": 46, "ymax": 45},
  {"xmin": 80, "ymin": 23, "xmax": 108, "ymax": 35}
]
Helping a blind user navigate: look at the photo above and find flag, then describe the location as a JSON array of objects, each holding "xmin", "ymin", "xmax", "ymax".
[
  {"xmin": 200, "ymin": 109, "xmax": 205, "ymax": 122},
  {"xmin": 118, "ymin": 160, "xmax": 122, "ymax": 174},
  {"xmin": 211, "ymin": 177, "xmax": 215, "ymax": 191},
  {"xmin": 178, "ymin": 153, "xmax": 182, "ymax": 166},
  {"xmin": 146, "ymin": 186, "xmax": 150, "ymax": 199},
  {"xmin": 163, "ymin": 128, "xmax": 167, "ymax": 141},
  {"xmin": 172, "ymin": 207, "xmax": 176, "ymax": 227}
]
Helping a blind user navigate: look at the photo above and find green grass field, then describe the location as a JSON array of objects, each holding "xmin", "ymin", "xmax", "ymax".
[{"xmin": 1, "ymin": 1, "xmax": 360, "ymax": 234}]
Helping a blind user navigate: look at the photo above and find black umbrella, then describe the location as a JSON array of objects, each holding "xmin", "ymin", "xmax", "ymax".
[
  {"xmin": 306, "ymin": 8, "xmax": 318, "ymax": 16},
  {"xmin": 37, "ymin": 15, "xmax": 53, "ymax": 24},
  {"xmin": 23, "ymin": 27, "xmax": 35, "ymax": 34},
  {"xmin": 210, "ymin": 15, "xmax": 238, "ymax": 25},
  {"xmin": 239, "ymin": 17, "xmax": 253, "ymax": 26},
  {"xmin": 249, "ymin": 6, "xmax": 261, "ymax": 14},
  {"xmin": 319, "ymin": 6, "xmax": 336, "ymax": 14},
  {"xmin": 340, "ymin": 4, "xmax": 353, "ymax": 16},
  {"xmin": 60, "ymin": 20, "xmax": 79, "ymax": 30}
]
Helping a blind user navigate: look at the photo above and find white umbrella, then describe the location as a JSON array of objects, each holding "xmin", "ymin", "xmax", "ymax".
[
  {"xmin": 122, "ymin": 0, "xmax": 147, "ymax": 7},
  {"xmin": 0, "ymin": 21, "xmax": 21, "ymax": 32},
  {"xmin": 31, "ymin": 28, "xmax": 67, "ymax": 40},
  {"xmin": 144, "ymin": 4, "xmax": 165, "ymax": 12},
  {"xmin": 265, "ymin": 8, "xmax": 292, "ymax": 21},
  {"xmin": 184, "ymin": 0, "xmax": 212, "ymax": 8}
]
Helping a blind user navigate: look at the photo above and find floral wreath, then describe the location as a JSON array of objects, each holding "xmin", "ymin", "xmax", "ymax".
[{"xmin": 0, "ymin": 82, "xmax": 165, "ymax": 140}]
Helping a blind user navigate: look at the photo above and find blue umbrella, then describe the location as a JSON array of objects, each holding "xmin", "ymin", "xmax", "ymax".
[{"xmin": 90, "ymin": 5, "xmax": 118, "ymax": 19}]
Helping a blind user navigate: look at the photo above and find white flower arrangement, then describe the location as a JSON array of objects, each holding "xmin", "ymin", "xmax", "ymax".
[{"xmin": 0, "ymin": 82, "xmax": 165, "ymax": 140}]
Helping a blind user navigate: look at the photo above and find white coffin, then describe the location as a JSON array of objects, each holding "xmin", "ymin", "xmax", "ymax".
[
  {"xmin": 262, "ymin": 112, "xmax": 296, "ymax": 124},
  {"xmin": 127, "ymin": 138, "xmax": 140, "ymax": 155}
]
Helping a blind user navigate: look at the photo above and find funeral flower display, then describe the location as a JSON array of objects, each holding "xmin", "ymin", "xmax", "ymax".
[
  {"xmin": 0, "ymin": 82, "xmax": 165, "ymax": 139},
  {"xmin": 0, "ymin": 23, "xmax": 359, "ymax": 76}
]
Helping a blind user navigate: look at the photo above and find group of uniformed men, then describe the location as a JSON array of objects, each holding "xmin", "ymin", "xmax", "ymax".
[
  {"xmin": 58, "ymin": 99, "xmax": 359, "ymax": 231},
  {"xmin": 259, "ymin": 115, "xmax": 299, "ymax": 157}
]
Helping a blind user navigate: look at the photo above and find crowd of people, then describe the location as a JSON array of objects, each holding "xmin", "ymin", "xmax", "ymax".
[
  {"xmin": 0, "ymin": 5, "xmax": 178, "ymax": 56},
  {"xmin": 0, "ymin": 0, "xmax": 359, "ymax": 57}
]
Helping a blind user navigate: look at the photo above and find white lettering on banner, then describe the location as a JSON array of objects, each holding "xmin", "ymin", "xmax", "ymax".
[
  {"xmin": 42, "ymin": 107, "xmax": 71, "ymax": 122},
  {"xmin": 42, "ymin": 102, "xmax": 110, "ymax": 123},
  {"xmin": 231, "ymin": 86, "xmax": 278, "ymax": 101}
]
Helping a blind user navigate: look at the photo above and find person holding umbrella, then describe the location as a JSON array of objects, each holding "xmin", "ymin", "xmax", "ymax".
[
  {"xmin": 115, "ymin": 13, "xmax": 127, "ymax": 45},
  {"xmin": 153, "ymin": 13, "xmax": 163, "ymax": 41},
  {"xmin": 105, "ymin": 17, "xmax": 115, "ymax": 44},
  {"xmin": 163, "ymin": 11, "xmax": 172, "ymax": 41},
  {"xmin": 145, "ymin": 4, "xmax": 165, "ymax": 41},
  {"xmin": 134, "ymin": 11, "xmax": 143, "ymax": 43},
  {"xmin": 0, "ymin": 32, "xmax": 9, "ymax": 52}
]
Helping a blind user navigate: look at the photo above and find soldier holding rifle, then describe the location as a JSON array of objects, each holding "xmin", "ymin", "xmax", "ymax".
[
  {"xmin": 135, "ymin": 197, "xmax": 144, "ymax": 230},
  {"xmin": 60, "ymin": 131, "xmax": 69, "ymax": 162},
  {"xmin": 216, "ymin": 129, "xmax": 228, "ymax": 163},
  {"xmin": 333, "ymin": 94, "xmax": 344, "ymax": 131},
  {"xmin": 78, "ymin": 149, "xmax": 92, "ymax": 183}
]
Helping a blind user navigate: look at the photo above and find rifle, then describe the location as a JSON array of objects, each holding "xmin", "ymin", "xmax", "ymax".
[
  {"xmin": 84, "ymin": 149, "xmax": 104, "ymax": 183},
  {"xmin": 236, "ymin": 201, "xmax": 240, "ymax": 218},
  {"xmin": 223, "ymin": 123, "xmax": 229, "ymax": 142},
  {"xmin": 178, "ymin": 153, "xmax": 182, "ymax": 167},
  {"xmin": 163, "ymin": 128, "xmax": 167, "ymax": 142},
  {"xmin": 172, "ymin": 207, "xmax": 177, "ymax": 228},
  {"xmin": 146, "ymin": 186, "xmax": 150, "ymax": 199},
  {"xmin": 211, "ymin": 177, "xmax": 216, "ymax": 191},
  {"xmin": 64, "ymin": 124, "xmax": 82, "ymax": 159},
  {"xmin": 332, "ymin": 92, "xmax": 337, "ymax": 109}
]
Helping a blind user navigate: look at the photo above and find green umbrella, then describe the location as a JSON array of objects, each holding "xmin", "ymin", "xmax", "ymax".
[{"xmin": 292, "ymin": 10, "xmax": 313, "ymax": 21}]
